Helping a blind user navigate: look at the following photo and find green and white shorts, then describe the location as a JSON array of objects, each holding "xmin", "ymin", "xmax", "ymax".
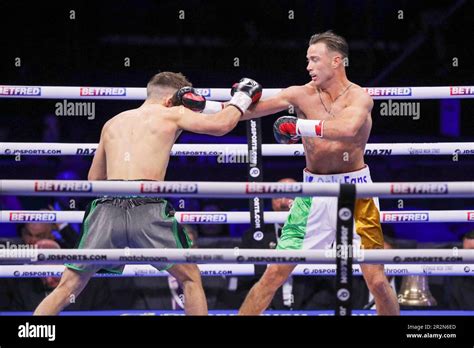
[{"xmin": 277, "ymin": 166, "xmax": 384, "ymax": 251}]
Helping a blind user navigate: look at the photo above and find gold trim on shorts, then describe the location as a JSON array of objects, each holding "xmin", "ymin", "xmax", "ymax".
[{"xmin": 355, "ymin": 198, "xmax": 384, "ymax": 249}]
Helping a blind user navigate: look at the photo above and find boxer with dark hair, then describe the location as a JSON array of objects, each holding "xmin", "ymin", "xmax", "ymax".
[{"xmin": 34, "ymin": 73, "xmax": 262, "ymax": 315}]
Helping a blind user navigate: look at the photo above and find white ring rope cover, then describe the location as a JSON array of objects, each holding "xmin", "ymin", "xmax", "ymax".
[
  {"xmin": 0, "ymin": 248, "xmax": 470, "ymax": 264},
  {"xmin": 1, "ymin": 142, "xmax": 473, "ymax": 157},
  {"xmin": 0, "ymin": 180, "xmax": 473, "ymax": 198},
  {"xmin": 2, "ymin": 210, "xmax": 473, "ymax": 224},
  {"xmin": 1, "ymin": 85, "xmax": 473, "ymax": 100}
]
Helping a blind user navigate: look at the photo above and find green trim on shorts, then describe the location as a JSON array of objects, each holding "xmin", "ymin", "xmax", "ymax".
[
  {"xmin": 161, "ymin": 200, "xmax": 192, "ymax": 271},
  {"xmin": 160, "ymin": 199, "xmax": 192, "ymax": 249},
  {"xmin": 64, "ymin": 199, "xmax": 99, "ymax": 271},
  {"xmin": 161, "ymin": 221, "xmax": 191, "ymax": 273},
  {"xmin": 180, "ymin": 225, "xmax": 193, "ymax": 248},
  {"xmin": 65, "ymin": 263, "xmax": 124, "ymax": 274},
  {"xmin": 172, "ymin": 220, "xmax": 193, "ymax": 249},
  {"xmin": 64, "ymin": 264, "xmax": 86, "ymax": 272},
  {"xmin": 277, "ymin": 197, "xmax": 312, "ymax": 250},
  {"xmin": 78, "ymin": 199, "xmax": 99, "ymax": 249}
]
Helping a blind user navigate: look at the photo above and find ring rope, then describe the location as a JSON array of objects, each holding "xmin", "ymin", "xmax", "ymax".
[
  {"xmin": 1, "ymin": 142, "xmax": 472, "ymax": 157},
  {"xmin": 1, "ymin": 85, "xmax": 473, "ymax": 100},
  {"xmin": 0, "ymin": 248, "xmax": 469, "ymax": 264},
  {"xmin": 2, "ymin": 210, "xmax": 473, "ymax": 224},
  {"xmin": 1, "ymin": 264, "xmax": 472, "ymax": 278},
  {"xmin": 1, "ymin": 180, "xmax": 473, "ymax": 198}
]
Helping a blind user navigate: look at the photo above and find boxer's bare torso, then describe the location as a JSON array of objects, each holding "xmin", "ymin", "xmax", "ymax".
[
  {"xmin": 101, "ymin": 104, "xmax": 180, "ymax": 181},
  {"xmin": 290, "ymin": 82, "xmax": 371, "ymax": 174},
  {"xmin": 88, "ymin": 103, "xmax": 243, "ymax": 181},
  {"xmin": 242, "ymin": 82, "xmax": 373, "ymax": 175}
]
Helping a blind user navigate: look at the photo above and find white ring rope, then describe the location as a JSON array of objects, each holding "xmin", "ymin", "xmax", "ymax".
[
  {"xmin": 2, "ymin": 210, "xmax": 473, "ymax": 224},
  {"xmin": 1, "ymin": 180, "xmax": 473, "ymax": 198},
  {"xmin": 0, "ymin": 248, "xmax": 470, "ymax": 264},
  {"xmin": 0, "ymin": 264, "xmax": 472, "ymax": 278},
  {"xmin": 1, "ymin": 85, "xmax": 473, "ymax": 100},
  {"xmin": 1, "ymin": 142, "xmax": 473, "ymax": 157}
]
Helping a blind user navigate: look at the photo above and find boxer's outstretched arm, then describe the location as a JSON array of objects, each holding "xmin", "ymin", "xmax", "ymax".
[
  {"xmin": 322, "ymin": 93, "xmax": 373, "ymax": 140},
  {"xmin": 239, "ymin": 86, "xmax": 296, "ymax": 121},
  {"xmin": 88, "ymin": 125, "xmax": 107, "ymax": 180},
  {"xmin": 173, "ymin": 105, "xmax": 243, "ymax": 136},
  {"xmin": 288, "ymin": 93, "xmax": 372, "ymax": 141}
]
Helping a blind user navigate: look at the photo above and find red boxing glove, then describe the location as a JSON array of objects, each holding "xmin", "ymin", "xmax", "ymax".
[
  {"xmin": 273, "ymin": 116, "xmax": 301, "ymax": 144},
  {"xmin": 171, "ymin": 87, "xmax": 206, "ymax": 112}
]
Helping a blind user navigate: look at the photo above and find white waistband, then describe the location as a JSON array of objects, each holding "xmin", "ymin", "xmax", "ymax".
[{"xmin": 303, "ymin": 165, "xmax": 372, "ymax": 184}]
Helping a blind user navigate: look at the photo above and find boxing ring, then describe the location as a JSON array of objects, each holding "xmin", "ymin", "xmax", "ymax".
[{"xmin": 1, "ymin": 84, "xmax": 473, "ymax": 316}]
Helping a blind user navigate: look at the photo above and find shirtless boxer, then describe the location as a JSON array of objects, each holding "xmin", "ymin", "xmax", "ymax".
[
  {"xmin": 34, "ymin": 72, "xmax": 262, "ymax": 315},
  {"xmin": 238, "ymin": 31, "xmax": 400, "ymax": 315}
]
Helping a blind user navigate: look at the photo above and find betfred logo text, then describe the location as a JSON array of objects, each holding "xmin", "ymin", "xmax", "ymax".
[
  {"xmin": 0, "ymin": 86, "xmax": 41, "ymax": 96},
  {"xmin": 245, "ymin": 183, "xmax": 302, "ymax": 194},
  {"xmin": 10, "ymin": 212, "xmax": 57, "ymax": 222},
  {"xmin": 390, "ymin": 183, "xmax": 448, "ymax": 194},
  {"xmin": 450, "ymin": 87, "xmax": 474, "ymax": 95},
  {"xmin": 364, "ymin": 87, "xmax": 412, "ymax": 96},
  {"xmin": 140, "ymin": 183, "xmax": 198, "ymax": 193},
  {"xmin": 34, "ymin": 181, "xmax": 92, "ymax": 192},
  {"xmin": 79, "ymin": 88, "xmax": 126, "ymax": 96},
  {"xmin": 468, "ymin": 212, "xmax": 474, "ymax": 221},
  {"xmin": 383, "ymin": 213, "xmax": 429, "ymax": 222},
  {"xmin": 180, "ymin": 214, "xmax": 227, "ymax": 223}
]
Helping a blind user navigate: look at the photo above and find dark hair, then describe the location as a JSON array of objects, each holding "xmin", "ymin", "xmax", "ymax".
[
  {"xmin": 146, "ymin": 72, "xmax": 192, "ymax": 98},
  {"xmin": 463, "ymin": 230, "xmax": 474, "ymax": 240},
  {"xmin": 16, "ymin": 223, "xmax": 25, "ymax": 238},
  {"xmin": 309, "ymin": 30, "xmax": 349, "ymax": 58}
]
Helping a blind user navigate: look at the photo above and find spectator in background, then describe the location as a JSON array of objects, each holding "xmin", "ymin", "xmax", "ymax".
[
  {"xmin": 4, "ymin": 238, "xmax": 112, "ymax": 312},
  {"xmin": 36, "ymin": 239, "xmax": 61, "ymax": 290},
  {"xmin": 17, "ymin": 219, "xmax": 78, "ymax": 249},
  {"xmin": 198, "ymin": 201, "xmax": 229, "ymax": 238},
  {"xmin": 444, "ymin": 230, "xmax": 474, "ymax": 310}
]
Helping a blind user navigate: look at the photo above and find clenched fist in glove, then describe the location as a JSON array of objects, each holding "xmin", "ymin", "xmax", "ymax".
[
  {"xmin": 229, "ymin": 78, "xmax": 262, "ymax": 114},
  {"xmin": 273, "ymin": 116, "xmax": 325, "ymax": 143}
]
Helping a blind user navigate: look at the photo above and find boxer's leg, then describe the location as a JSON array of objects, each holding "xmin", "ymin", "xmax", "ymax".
[
  {"xmin": 130, "ymin": 198, "xmax": 208, "ymax": 315},
  {"xmin": 356, "ymin": 197, "xmax": 400, "ymax": 315},
  {"xmin": 34, "ymin": 268, "xmax": 94, "ymax": 315},
  {"xmin": 238, "ymin": 264, "xmax": 296, "ymax": 315}
]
